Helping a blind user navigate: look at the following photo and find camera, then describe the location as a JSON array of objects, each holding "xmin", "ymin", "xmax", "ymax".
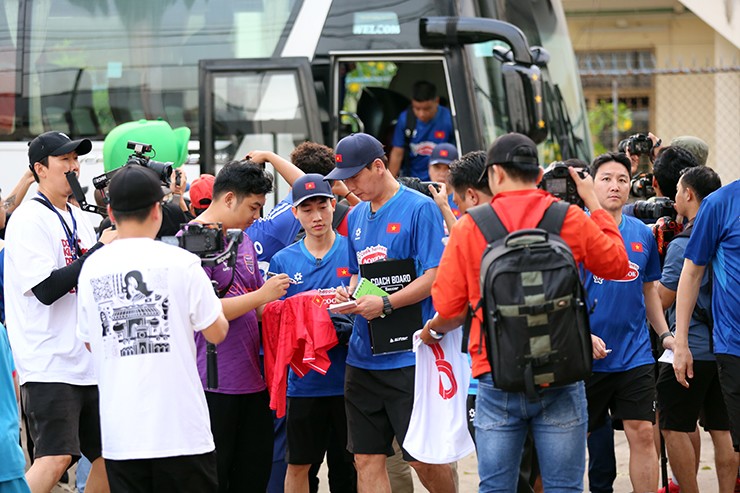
[
  {"xmin": 633, "ymin": 197, "xmax": 677, "ymax": 221},
  {"xmin": 92, "ymin": 141, "xmax": 174, "ymax": 202},
  {"xmin": 177, "ymin": 222, "xmax": 243, "ymax": 390},
  {"xmin": 539, "ymin": 160, "xmax": 588, "ymax": 208},
  {"xmin": 178, "ymin": 223, "xmax": 223, "ymax": 256},
  {"xmin": 626, "ymin": 133, "xmax": 653, "ymax": 157},
  {"xmin": 397, "ymin": 177, "xmax": 442, "ymax": 198},
  {"xmin": 630, "ymin": 172, "xmax": 655, "ymax": 198}
]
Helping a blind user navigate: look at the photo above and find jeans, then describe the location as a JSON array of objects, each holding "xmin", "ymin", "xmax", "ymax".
[
  {"xmin": 76, "ymin": 455, "xmax": 92, "ymax": 493},
  {"xmin": 475, "ymin": 374, "xmax": 587, "ymax": 492}
]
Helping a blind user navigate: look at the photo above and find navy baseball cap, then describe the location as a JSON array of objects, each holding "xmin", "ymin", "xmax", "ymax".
[
  {"xmin": 429, "ymin": 143, "xmax": 459, "ymax": 166},
  {"xmin": 292, "ymin": 174, "xmax": 334, "ymax": 206},
  {"xmin": 325, "ymin": 133, "xmax": 385, "ymax": 181},
  {"xmin": 28, "ymin": 131, "xmax": 92, "ymax": 166},
  {"xmin": 108, "ymin": 165, "xmax": 165, "ymax": 212}
]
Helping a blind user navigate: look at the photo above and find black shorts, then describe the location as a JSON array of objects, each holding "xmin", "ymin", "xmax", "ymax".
[
  {"xmin": 716, "ymin": 354, "xmax": 740, "ymax": 451},
  {"xmin": 105, "ymin": 451, "xmax": 217, "ymax": 493},
  {"xmin": 656, "ymin": 361, "xmax": 729, "ymax": 432},
  {"xmin": 586, "ymin": 364, "xmax": 656, "ymax": 432},
  {"xmin": 286, "ymin": 395, "xmax": 352, "ymax": 465},
  {"xmin": 21, "ymin": 382, "xmax": 102, "ymax": 461},
  {"xmin": 344, "ymin": 365, "xmax": 416, "ymax": 461}
]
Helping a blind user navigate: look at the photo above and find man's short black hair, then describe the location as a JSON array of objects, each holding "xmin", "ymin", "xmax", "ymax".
[
  {"xmin": 653, "ymin": 146, "xmax": 699, "ymax": 200},
  {"xmin": 448, "ymin": 151, "xmax": 490, "ymax": 194},
  {"xmin": 290, "ymin": 142, "xmax": 335, "ymax": 176},
  {"xmin": 495, "ymin": 163, "xmax": 540, "ymax": 183},
  {"xmin": 679, "ymin": 166, "xmax": 721, "ymax": 202},
  {"xmin": 591, "ymin": 152, "xmax": 631, "ymax": 178},
  {"xmin": 111, "ymin": 203, "xmax": 158, "ymax": 224},
  {"xmin": 412, "ymin": 81, "xmax": 437, "ymax": 102},
  {"xmin": 213, "ymin": 160, "xmax": 274, "ymax": 200}
]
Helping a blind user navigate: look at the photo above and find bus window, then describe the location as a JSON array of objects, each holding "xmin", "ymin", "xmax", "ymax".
[
  {"xmin": 0, "ymin": 1, "xmax": 19, "ymax": 135},
  {"xmin": 15, "ymin": 0, "xmax": 299, "ymax": 140}
]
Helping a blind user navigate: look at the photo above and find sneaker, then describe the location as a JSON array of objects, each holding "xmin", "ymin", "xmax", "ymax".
[{"xmin": 657, "ymin": 479, "xmax": 680, "ymax": 493}]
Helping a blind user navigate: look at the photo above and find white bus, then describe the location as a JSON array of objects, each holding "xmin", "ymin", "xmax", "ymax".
[{"xmin": 0, "ymin": 0, "xmax": 591, "ymax": 206}]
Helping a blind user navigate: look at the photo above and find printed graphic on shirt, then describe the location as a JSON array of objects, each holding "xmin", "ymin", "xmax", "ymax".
[
  {"xmin": 592, "ymin": 261, "xmax": 640, "ymax": 285},
  {"xmin": 90, "ymin": 268, "xmax": 169, "ymax": 358},
  {"xmin": 356, "ymin": 245, "xmax": 388, "ymax": 265},
  {"xmin": 430, "ymin": 343, "xmax": 458, "ymax": 400},
  {"xmin": 410, "ymin": 141, "xmax": 437, "ymax": 157},
  {"xmin": 62, "ymin": 239, "xmax": 89, "ymax": 293}
]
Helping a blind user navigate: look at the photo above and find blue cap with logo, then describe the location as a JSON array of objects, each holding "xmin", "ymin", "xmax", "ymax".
[
  {"xmin": 292, "ymin": 173, "xmax": 335, "ymax": 206},
  {"xmin": 429, "ymin": 143, "xmax": 459, "ymax": 166},
  {"xmin": 324, "ymin": 133, "xmax": 385, "ymax": 181}
]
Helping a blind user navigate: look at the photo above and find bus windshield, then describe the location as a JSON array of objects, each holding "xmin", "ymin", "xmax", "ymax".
[
  {"xmin": 470, "ymin": 0, "xmax": 591, "ymax": 162},
  {"xmin": 0, "ymin": 0, "xmax": 302, "ymax": 141}
]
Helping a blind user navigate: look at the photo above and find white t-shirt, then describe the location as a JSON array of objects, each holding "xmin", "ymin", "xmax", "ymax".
[
  {"xmin": 77, "ymin": 237, "xmax": 222, "ymax": 460},
  {"xmin": 4, "ymin": 199, "xmax": 98, "ymax": 385},
  {"xmin": 403, "ymin": 327, "xmax": 475, "ymax": 464}
]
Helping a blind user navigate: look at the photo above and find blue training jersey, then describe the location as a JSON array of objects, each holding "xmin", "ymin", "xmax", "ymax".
[
  {"xmin": 392, "ymin": 106, "xmax": 454, "ymax": 180},
  {"xmin": 269, "ymin": 235, "xmax": 352, "ymax": 397},
  {"xmin": 346, "ymin": 185, "xmax": 446, "ymax": 370},
  {"xmin": 684, "ymin": 180, "xmax": 740, "ymax": 357},
  {"xmin": 583, "ymin": 214, "xmax": 661, "ymax": 372}
]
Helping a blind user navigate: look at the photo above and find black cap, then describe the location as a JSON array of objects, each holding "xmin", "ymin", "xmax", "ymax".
[
  {"xmin": 292, "ymin": 174, "xmax": 335, "ymax": 206},
  {"xmin": 108, "ymin": 165, "xmax": 165, "ymax": 212},
  {"xmin": 486, "ymin": 133, "xmax": 539, "ymax": 167},
  {"xmin": 28, "ymin": 131, "xmax": 92, "ymax": 166},
  {"xmin": 325, "ymin": 133, "xmax": 385, "ymax": 181}
]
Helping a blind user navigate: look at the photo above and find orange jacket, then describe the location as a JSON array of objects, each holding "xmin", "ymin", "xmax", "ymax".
[{"xmin": 431, "ymin": 189, "xmax": 629, "ymax": 377}]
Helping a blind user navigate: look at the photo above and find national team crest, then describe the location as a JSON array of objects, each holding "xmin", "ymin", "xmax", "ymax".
[
  {"xmin": 631, "ymin": 242, "xmax": 644, "ymax": 252},
  {"xmin": 305, "ymin": 182, "xmax": 316, "ymax": 190},
  {"xmin": 434, "ymin": 130, "xmax": 446, "ymax": 139},
  {"xmin": 244, "ymin": 254, "xmax": 255, "ymax": 274},
  {"xmin": 336, "ymin": 154, "xmax": 343, "ymax": 163},
  {"xmin": 440, "ymin": 149, "xmax": 449, "ymax": 157},
  {"xmin": 336, "ymin": 267, "xmax": 351, "ymax": 278}
]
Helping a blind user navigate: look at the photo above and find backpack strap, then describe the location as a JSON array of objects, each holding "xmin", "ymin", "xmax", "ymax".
[
  {"xmin": 536, "ymin": 201, "xmax": 569, "ymax": 235},
  {"xmin": 467, "ymin": 204, "xmax": 509, "ymax": 244},
  {"xmin": 401, "ymin": 107, "xmax": 417, "ymax": 177},
  {"xmin": 332, "ymin": 201, "xmax": 351, "ymax": 231}
]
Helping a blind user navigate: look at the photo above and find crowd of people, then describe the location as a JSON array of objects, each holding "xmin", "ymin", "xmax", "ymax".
[{"xmin": 0, "ymin": 105, "xmax": 738, "ymax": 493}]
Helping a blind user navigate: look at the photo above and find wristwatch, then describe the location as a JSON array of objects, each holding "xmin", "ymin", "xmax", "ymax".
[
  {"xmin": 659, "ymin": 331, "xmax": 674, "ymax": 344},
  {"xmin": 381, "ymin": 296, "xmax": 393, "ymax": 316},
  {"xmin": 428, "ymin": 328, "xmax": 444, "ymax": 340}
]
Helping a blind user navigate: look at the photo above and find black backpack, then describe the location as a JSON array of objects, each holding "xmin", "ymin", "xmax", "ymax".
[{"xmin": 468, "ymin": 201, "xmax": 592, "ymax": 398}]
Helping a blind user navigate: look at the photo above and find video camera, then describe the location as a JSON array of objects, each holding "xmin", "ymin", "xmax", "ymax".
[
  {"xmin": 397, "ymin": 176, "xmax": 442, "ymax": 198},
  {"xmin": 92, "ymin": 141, "xmax": 174, "ymax": 204},
  {"xmin": 632, "ymin": 197, "xmax": 676, "ymax": 221},
  {"xmin": 539, "ymin": 160, "xmax": 589, "ymax": 208},
  {"xmin": 177, "ymin": 222, "xmax": 243, "ymax": 390}
]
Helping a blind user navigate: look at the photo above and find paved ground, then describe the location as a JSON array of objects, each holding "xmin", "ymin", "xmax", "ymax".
[{"xmin": 45, "ymin": 428, "xmax": 724, "ymax": 492}]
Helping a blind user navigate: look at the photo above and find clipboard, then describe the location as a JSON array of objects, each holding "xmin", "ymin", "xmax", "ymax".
[{"xmin": 359, "ymin": 259, "xmax": 422, "ymax": 354}]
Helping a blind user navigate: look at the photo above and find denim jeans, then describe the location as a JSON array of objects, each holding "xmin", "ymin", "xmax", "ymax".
[{"xmin": 475, "ymin": 374, "xmax": 587, "ymax": 492}]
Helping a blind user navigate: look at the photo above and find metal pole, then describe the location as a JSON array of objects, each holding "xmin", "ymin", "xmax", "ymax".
[{"xmin": 611, "ymin": 79, "xmax": 619, "ymax": 151}]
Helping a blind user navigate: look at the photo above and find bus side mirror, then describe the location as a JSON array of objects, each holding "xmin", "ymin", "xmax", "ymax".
[{"xmin": 501, "ymin": 63, "xmax": 547, "ymax": 144}]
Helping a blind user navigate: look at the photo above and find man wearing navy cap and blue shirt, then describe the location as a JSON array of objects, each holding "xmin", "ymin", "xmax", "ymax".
[
  {"xmin": 328, "ymin": 133, "xmax": 454, "ymax": 493},
  {"xmin": 427, "ymin": 143, "xmax": 462, "ymax": 222},
  {"xmin": 5, "ymin": 131, "xmax": 116, "ymax": 492},
  {"xmin": 269, "ymin": 174, "xmax": 357, "ymax": 493}
]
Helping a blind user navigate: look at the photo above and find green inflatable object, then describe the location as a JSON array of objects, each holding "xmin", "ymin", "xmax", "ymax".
[{"xmin": 103, "ymin": 119, "xmax": 191, "ymax": 172}]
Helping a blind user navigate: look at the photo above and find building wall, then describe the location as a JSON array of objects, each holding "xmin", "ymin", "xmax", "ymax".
[{"xmin": 565, "ymin": 3, "xmax": 740, "ymax": 182}]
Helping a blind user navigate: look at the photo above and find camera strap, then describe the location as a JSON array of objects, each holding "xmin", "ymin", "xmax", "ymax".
[{"xmin": 33, "ymin": 193, "xmax": 81, "ymax": 260}]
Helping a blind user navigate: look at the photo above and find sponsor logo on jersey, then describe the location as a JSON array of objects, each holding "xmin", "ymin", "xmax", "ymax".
[
  {"xmin": 357, "ymin": 245, "xmax": 388, "ymax": 264},
  {"xmin": 410, "ymin": 141, "xmax": 436, "ymax": 157},
  {"xmin": 354, "ymin": 227, "xmax": 362, "ymax": 240},
  {"xmin": 386, "ymin": 222, "xmax": 401, "ymax": 233},
  {"xmin": 243, "ymin": 254, "xmax": 255, "ymax": 274},
  {"xmin": 594, "ymin": 260, "xmax": 640, "ymax": 284}
]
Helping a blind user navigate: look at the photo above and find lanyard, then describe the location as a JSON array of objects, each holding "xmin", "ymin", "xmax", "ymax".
[{"xmin": 36, "ymin": 192, "xmax": 80, "ymax": 260}]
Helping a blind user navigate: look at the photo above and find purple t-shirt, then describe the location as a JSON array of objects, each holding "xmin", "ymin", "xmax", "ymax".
[{"xmin": 196, "ymin": 232, "xmax": 265, "ymax": 394}]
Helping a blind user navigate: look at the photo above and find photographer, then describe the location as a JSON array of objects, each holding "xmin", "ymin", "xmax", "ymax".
[
  {"xmin": 191, "ymin": 160, "xmax": 291, "ymax": 493},
  {"xmin": 76, "ymin": 165, "xmax": 228, "ymax": 492},
  {"xmin": 4, "ymin": 131, "xmax": 115, "ymax": 493},
  {"xmin": 655, "ymin": 167, "xmax": 733, "ymax": 493}
]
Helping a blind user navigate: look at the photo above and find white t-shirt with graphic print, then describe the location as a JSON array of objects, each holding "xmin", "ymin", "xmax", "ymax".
[
  {"xmin": 4, "ymin": 199, "xmax": 98, "ymax": 385},
  {"xmin": 77, "ymin": 237, "xmax": 222, "ymax": 460}
]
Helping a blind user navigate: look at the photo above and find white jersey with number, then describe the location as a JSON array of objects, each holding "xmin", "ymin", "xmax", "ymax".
[{"xmin": 404, "ymin": 327, "xmax": 475, "ymax": 464}]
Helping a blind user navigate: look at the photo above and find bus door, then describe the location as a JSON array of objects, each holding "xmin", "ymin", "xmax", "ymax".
[
  {"xmin": 198, "ymin": 57, "xmax": 323, "ymax": 202},
  {"xmin": 330, "ymin": 53, "xmax": 462, "ymax": 158}
]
